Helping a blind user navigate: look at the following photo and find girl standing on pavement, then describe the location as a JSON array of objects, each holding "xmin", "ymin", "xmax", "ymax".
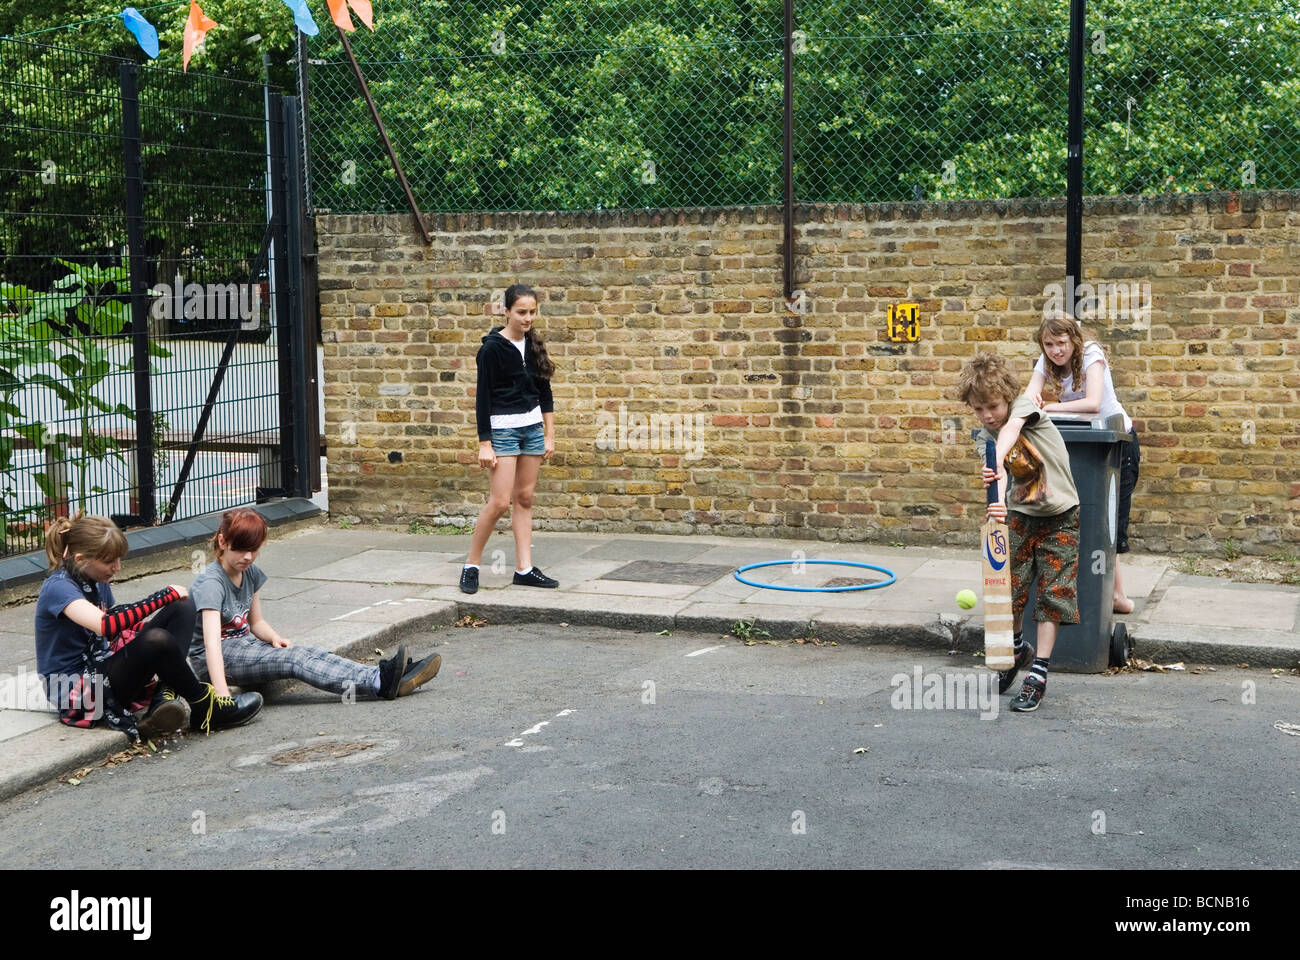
[
  {"xmin": 1025, "ymin": 316, "xmax": 1140, "ymax": 614},
  {"xmin": 460, "ymin": 283, "xmax": 558, "ymax": 594},
  {"xmin": 34, "ymin": 514, "xmax": 262, "ymax": 739},
  {"xmin": 188, "ymin": 508, "xmax": 441, "ymax": 703}
]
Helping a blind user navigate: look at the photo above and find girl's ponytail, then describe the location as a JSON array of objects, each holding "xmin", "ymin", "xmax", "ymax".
[
  {"xmin": 44, "ymin": 516, "xmax": 75, "ymax": 571},
  {"xmin": 44, "ymin": 513, "xmax": 127, "ymax": 572},
  {"xmin": 526, "ymin": 327, "xmax": 554, "ymax": 380}
]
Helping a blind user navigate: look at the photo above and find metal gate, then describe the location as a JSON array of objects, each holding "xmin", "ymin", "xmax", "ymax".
[{"xmin": 0, "ymin": 39, "xmax": 318, "ymax": 557}]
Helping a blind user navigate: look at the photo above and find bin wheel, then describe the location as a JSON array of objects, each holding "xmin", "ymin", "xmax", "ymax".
[{"xmin": 1110, "ymin": 621, "xmax": 1131, "ymax": 667}]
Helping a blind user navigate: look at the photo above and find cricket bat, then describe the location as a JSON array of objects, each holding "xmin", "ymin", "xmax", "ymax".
[{"xmin": 982, "ymin": 439, "xmax": 1015, "ymax": 670}]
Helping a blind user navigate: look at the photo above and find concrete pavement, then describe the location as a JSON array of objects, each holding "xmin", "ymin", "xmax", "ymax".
[{"xmin": 1, "ymin": 521, "xmax": 1298, "ymax": 802}]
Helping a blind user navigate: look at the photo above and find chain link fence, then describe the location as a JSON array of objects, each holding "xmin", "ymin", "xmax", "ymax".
[
  {"xmin": 306, "ymin": 0, "xmax": 1300, "ymax": 213},
  {"xmin": 0, "ymin": 37, "xmax": 298, "ymax": 558}
]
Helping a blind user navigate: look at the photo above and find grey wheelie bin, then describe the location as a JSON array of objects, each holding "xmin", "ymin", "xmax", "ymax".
[{"xmin": 976, "ymin": 413, "xmax": 1131, "ymax": 672}]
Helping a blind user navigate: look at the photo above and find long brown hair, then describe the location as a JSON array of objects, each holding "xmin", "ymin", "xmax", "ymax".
[
  {"xmin": 1036, "ymin": 316, "xmax": 1092, "ymax": 395},
  {"xmin": 505, "ymin": 283, "xmax": 554, "ymax": 380},
  {"xmin": 44, "ymin": 514, "xmax": 128, "ymax": 573}
]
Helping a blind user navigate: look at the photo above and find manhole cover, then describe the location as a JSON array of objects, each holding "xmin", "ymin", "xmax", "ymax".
[
  {"xmin": 270, "ymin": 741, "xmax": 375, "ymax": 765},
  {"xmin": 822, "ymin": 576, "xmax": 887, "ymax": 588}
]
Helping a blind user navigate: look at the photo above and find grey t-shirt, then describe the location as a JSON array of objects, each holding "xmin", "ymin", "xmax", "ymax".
[{"xmin": 188, "ymin": 560, "xmax": 268, "ymax": 666}]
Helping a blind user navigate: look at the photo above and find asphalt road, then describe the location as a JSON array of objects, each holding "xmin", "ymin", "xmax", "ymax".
[{"xmin": 1, "ymin": 623, "xmax": 1297, "ymax": 869}]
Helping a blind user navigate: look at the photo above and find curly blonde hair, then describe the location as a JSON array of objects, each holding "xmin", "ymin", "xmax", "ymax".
[{"xmin": 956, "ymin": 352, "xmax": 1021, "ymax": 406}]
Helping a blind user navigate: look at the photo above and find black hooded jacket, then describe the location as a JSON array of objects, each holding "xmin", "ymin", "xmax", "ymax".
[{"xmin": 475, "ymin": 326, "xmax": 554, "ymax": 441}]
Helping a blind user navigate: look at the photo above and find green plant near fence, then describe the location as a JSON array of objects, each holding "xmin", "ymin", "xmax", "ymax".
[{"xmin": 0, "ymin": 259, "xmax": 171, "ymax": 546}]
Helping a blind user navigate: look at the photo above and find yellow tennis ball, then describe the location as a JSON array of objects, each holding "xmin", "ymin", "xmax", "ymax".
[{"xmin": 955, "ymin": 589, "xmax": 978, "ymax": 610}]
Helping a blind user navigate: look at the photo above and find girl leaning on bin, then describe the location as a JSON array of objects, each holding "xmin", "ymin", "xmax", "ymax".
[{"xmin": 1025, "ymin": 316, "xmax": 1140, "ymax": 614}]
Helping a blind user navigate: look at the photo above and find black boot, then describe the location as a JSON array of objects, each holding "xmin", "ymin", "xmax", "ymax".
[
  {"xmin": 188, "ymin": 683, "xmax": 263, "ymax": 734},
  {"xmin": 138, "ymin": 686, "xmax": 191, "ymax": 741}
]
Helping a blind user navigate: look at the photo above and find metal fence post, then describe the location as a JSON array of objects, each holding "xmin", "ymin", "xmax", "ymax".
[
  {"xmin": 1066, "ymin": 0, "xmax": 1086, "ymax": 315},
  {"xmin": 782, "ymin": 0, "xmax": 794, "ymax": 303},
  {"xmin": 282, "ymin": 96, "xmax": 312, "ymax": 499},
  {"xmin": 119, "ymin": 62, "xmax": 156, "ymax": 525}
]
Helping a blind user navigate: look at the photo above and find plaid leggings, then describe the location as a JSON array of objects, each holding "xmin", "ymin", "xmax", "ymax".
[{"xmin": 191, "ymin": 634, "xmax": 380, "ymax": 699}]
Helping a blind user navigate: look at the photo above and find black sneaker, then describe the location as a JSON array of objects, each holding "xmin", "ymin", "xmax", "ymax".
[
  {"xmin": 513, "ymin": 566, "xmax": 558, "ymax": 588},
  {"xmin": 138, "ymin": 686, "xmax": 190, "ymax": 741},
  {"xmin": 377, "ymin": 643, "xmax": 408, "ymax": 700},
  {"xmin": 459, "ymin": 567, "xmax": 479, "ymax": 594},
  {"xmin": 998, "ymin": 638, "xmax": 1037, "ymax": 694},
  {"xmin": 398, "ymin": 652, "xmax": 442, "ymax": 697},
  {"xmin": 1010, "ymin": 676, "xmax": 1046, "ymax": 713}
]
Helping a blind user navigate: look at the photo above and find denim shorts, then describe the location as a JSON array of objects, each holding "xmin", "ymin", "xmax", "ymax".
[{"xmin": 490, "ymin": 422, "xmax": 546, "ymax": 456}]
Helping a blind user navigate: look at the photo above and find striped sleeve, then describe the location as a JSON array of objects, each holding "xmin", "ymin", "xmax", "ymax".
[{"xmin": 101, "ymin": 586, "xmax": 179, "ymax": 638}]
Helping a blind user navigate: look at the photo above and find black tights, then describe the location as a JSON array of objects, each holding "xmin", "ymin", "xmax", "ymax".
[{"xmin": 102, "ymin": 598, "xmax": 207, "ymax": 705}]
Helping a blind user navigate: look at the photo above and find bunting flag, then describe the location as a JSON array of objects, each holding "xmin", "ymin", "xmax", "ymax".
[
  {"xmin": 182, "ymin": 1, "xmax": 217, "ymax": 71},
  {"xmin": 119, "ymin": 7, "xmax": 159, "ymax": 58},
  {"xmin": 279, "ymin": 0, "xmax": 320, "ymax": 36},
  {"xmin": 328, "ymin": 0, "xmax": 376, "ymax": 32}
]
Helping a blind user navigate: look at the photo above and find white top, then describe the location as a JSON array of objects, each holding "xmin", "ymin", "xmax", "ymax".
[
  {"xmin": 1034, "ymin": 341, "xmax": 1132, "ymax": 432},
  {"xmin": 490, "ymin": 406, "xmax": 543, "ymax": 429},
  {"xmin": 504, "ymin": 332, "xmax": 527, "ymax": 362}
]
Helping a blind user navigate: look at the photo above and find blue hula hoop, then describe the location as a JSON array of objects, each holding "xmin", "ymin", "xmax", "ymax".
[{"xmin": 733, "ymin": 559, "xmax": 897, "ymax": 593}]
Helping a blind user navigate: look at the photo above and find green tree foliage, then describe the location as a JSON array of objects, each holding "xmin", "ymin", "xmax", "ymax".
[
  {"xmin": 304, "ymin": 0, "xmax": 1300, "ymax": 212},
  {"xmin": 3, "ymin": 1, "xmax": 1299, "ymax": 217},
  {"xmin": 0, "ymin": 1, "xmax": 299, "ymax": 290}
]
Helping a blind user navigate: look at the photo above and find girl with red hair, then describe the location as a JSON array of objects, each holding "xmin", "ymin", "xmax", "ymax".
[{"xmin": 187, "ymin": 508, "xmax": 442, "ymax": 703}]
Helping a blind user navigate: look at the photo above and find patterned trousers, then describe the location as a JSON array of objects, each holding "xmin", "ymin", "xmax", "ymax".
[{"xmin": 190, "ymin": 634, "xmax": 380, "ymax": 699}]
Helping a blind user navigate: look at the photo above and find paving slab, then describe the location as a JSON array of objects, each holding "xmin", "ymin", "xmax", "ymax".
[
  {"xmin": 565, "ymin": 580, "xmax": 701, "ymax": 600},
  {"xmin": 1117, "ymin": 557, "xmax": 1169, "ymax": 599},
  {"xmin": 1147, "ymin": 585, "xmax": 1298, "ymax": 631},
  {"xmin": 600, "ymin": 560, "xmax": 736, "ymax": 586},
  {"xmin": 271, "ymin": 581, "xmax": 422, "ymax": 609},
  {"xmin": 577, "ymin": 539, "xmax": 716, "ymax": 563},
  {"xmin": 0, "ymin": 631, "xmax": 37, "ymax": 674},
  {"xmin": 0, "ymin": 709, "xmax": 57, "ymax": 743},
  {"xmin": 294, "ymin": 550, "xmax": 462, "ymax": 585},
  {"xmin": 910, "ymin": 558, "xmax": 983, "ymax": 581}
]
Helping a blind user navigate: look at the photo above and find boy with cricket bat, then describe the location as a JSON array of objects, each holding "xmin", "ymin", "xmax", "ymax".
[{"xmin": 958, "ymin": 352, "xmax": 1081, "ymax": 712}]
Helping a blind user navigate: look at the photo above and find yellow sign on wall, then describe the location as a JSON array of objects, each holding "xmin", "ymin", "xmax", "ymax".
[{"xmin": 887, "ymin": 302, "xmax": 921, "ymax": 342}]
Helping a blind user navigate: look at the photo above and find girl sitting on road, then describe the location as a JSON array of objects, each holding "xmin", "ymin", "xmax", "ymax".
[
  {"xmin": 35, "ymin": 514, "xmax": 262, "ymax": 740},
  {"xmin": 1025, "ymin": 316, "xmax": 1140, "ymax": 614},
  {"xmin": 188, "ymin": 508, "xmax": 441, "ymax": 703}
]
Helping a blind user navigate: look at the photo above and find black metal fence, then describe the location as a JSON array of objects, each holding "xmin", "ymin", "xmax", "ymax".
[
  {"xmin": 0, "ymin": 37, "xmax": 316, "ymax": 558},
  {"xmin": 304, "ymin": 0, "xmax": 1300, "ymax": 214}
]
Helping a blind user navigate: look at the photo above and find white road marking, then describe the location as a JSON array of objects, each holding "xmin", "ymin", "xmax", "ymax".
[
  {"xmin": 235, "ymin": 766, "xmax": 493, "ymax": 837},
  {"xmin": 503, "ymin": 709, "xmax": 576, "ymax": 747},
  {"xmin": 686, "ymin": 645, "xmax": 727, "ymax": 657},
  {"xmin": 330, "ymin": 606, "xmax": 372, "ymax": 621}
]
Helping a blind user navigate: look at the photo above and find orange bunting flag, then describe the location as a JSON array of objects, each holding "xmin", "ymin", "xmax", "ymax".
[
  {"xmin": 182, "ymin": 1, "xmax": 217, "ymax": 71},
  {"xmin": 327, "ymin": 0, "xmax": 375, "ymax": 32}
]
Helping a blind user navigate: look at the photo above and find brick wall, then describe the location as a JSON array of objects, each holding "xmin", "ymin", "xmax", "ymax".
[{"xmin": 316, "ymin": 192, "xmax": 1300, "ymax": 554}]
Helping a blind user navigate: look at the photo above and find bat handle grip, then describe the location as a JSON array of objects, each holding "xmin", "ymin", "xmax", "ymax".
[{"xmin": 985, "ymin": 439, "xmax": 999, "ymax": 506}]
